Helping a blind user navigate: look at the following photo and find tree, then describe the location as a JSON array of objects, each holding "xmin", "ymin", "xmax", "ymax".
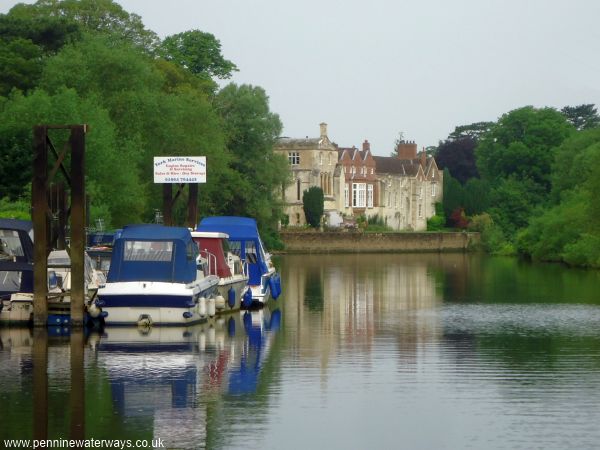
[
  {"xmin": 302, "ymin": 186, "xmax": 324, "ymax": 228},
  {"xmin": 476, "ymin": 106, "xmax": 573, "ymax": 193},
  {"xmin": 560, "ymin": 104, "xmax": 600, "ymax": 131},
  {"xmin": 7, "ymin": 0, "xmax": 159, "ymax": 52},
  {"xmin": 448, "ymin": 121, "xmax": 494, "ymax": 141},
  {"xmin": 158, "ymin": 30, "xmax": 238, "ymax": 82},
  {"xmin": 0, "ymin": 87, "xmax": 146, "ymax": 226},
  {"xmin": 435, "ymin": 136, "xmax": 479, "ymax": 184},
  {"xmin": 214, "ymin": 84, "xmax": 289, "ymax": 239}
]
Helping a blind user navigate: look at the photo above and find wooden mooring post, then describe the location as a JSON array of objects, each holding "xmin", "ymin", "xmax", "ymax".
[
  {"xmin": 32, "ymin": 125, "xmax": 87, "ymax": 327},
  {"xmin": 162, "ymin": 182, "xmax": 199, "ymax": 228}
]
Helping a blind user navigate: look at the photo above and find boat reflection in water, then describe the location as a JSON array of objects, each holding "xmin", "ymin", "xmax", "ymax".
[{"xmin": 91, "ymin": 307, "xmax": 282, "ymax": 449}]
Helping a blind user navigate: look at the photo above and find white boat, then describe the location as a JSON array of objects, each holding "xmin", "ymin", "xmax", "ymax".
[
  {"xmin": 97, "ymin": 225, "xmax": 220, "ymax": 326},
  {"xmin": 191, "ymin": 231, "xmax": 249, "ymax": 313},
  {"xmin": 0, "ymin": 219, "xmax": 101, "ymax": 326},
  {"xmin": 196, "ymin": 217, "xmax": 281, "ymax": 308}
]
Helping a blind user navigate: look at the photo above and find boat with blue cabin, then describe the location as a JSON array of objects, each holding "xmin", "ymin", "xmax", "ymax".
[
  {"xmin": 196, "ymin": 217, "xmax": 281, "ymax": 308},
  {"xmin": 97, "ymin": 224, "xmax": 220, "ymax": 326},
  {"xmin": 0, "ymin": 219, "xmax": 103, "ymax": 326}
]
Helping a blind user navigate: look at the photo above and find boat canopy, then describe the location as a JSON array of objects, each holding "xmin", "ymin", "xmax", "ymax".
[
  {"xmin": 197, "ymin": 217, "xmax": 268, "ymax": 286},
  {"xmin": 107, "ymin": 225, "xmax": 198, "ymax": 284},
  {"xmin": 191, "ymin": 232, "xmax": 232, "ymax": 278},
  {"xmin": 0, "ymin": 219, "xmax": 34, "ymax": 297}
]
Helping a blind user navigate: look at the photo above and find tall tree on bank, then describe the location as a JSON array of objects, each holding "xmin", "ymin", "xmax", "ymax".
[
  {"xmin": 435, "ymin": 136, "xmax": 479, "ymax": 184},
  {"xmin": 560, "ymin": 104, "xmax": 600, "ymax": 131},
  {"xmin": 215, "ymin": 84, "xmax": 290, "ymax": 243},
  {"xmin": 7, "ymin": 0, "xmax": 159, "ymax": 51},
  {"xmin": 157, "ymin": 30, "xmax": 238, "ymax": 82},
  {"xmin": 476, "ymin": 106, "xmax": 573, "ymax": 236}
]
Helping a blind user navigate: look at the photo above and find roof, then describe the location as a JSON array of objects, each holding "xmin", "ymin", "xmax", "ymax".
[
  {"xmin": 197, "ymin": 217, "xmax": 261, "ymax": 241},
  {"xmin": 373, "ymin": 156, "xmax": 423, "ymax": 176},
  {"xmin": 190, "ymin": 231, "xmax": 229, "ymax": 239},
  {"xmin": 119, "ymin": 224, "xmax": 192, "ymax": 242},
  {"xmin": 0, "ymin": 218, "xmax": 32, "ymax": 233}
]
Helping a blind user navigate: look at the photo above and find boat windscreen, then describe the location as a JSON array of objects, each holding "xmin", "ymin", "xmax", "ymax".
[
  {"xmin": 0, "ymin": 230, "xmax": 24, "ymax": 259},
  {"xmin": 124, "ymin": 241, "xmax": 173, "ymax": 262}
]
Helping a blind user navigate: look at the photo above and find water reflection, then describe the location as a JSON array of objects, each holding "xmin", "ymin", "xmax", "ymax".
[{"xmin": 2, "ymin": 254, "xmax": 600, "ymax": 450}]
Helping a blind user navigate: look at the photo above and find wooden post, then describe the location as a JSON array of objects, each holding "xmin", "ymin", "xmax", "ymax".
[
  {"xmin": 32, "ymin": 126, "xmax": 48, "ymax": 326},
  {"xmin": 70, "ymin": 126, "xmax": 86, "ymax": 327},
  {"xmin": 187, "ymin": 183, "xmax": 198, "ymax": 229},
  {"xmin": 70, "ymin": 329, "xmax": 85, "ymax": 441},
  {"xmin": 32, "ymin": 328, "xmax": 48, "ymax": 440},
  {"xmin": 163, "ymin": 184, "xmax": 173, "ymax": 226}
]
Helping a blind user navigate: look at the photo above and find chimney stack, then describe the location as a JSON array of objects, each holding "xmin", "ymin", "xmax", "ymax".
[
  {"xmin": 419, "ymin": 149, "xmax": 427, "ymax": 168},
  {"xmin": 319, "ymin": 122, "xmax": 327, "ymax": 138},
  {"xmin": 396, "ymin": 140, "xmax": 418, "ymax": 159},
  {"xmin": 362, "ymin": 139, "xmax": 370, "ymax": 152}
]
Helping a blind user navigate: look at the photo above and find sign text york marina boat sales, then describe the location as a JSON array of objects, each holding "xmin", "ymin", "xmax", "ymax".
[{"xmin": 153, "ymin": 157, "xmax": 206, "ymax": 183}]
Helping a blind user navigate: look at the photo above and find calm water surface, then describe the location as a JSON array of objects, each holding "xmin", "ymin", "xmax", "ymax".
[{"xmin": 1, "ymin": 254, "xmax": 600, "ymax": 450}]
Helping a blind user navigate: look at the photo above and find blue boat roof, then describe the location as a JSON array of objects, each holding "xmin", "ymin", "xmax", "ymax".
[
  {"xmin": 0, "ymin": 218, "xmax": 33, "ymax": 233},
  {"xmin": 197, "ymin": 217, "xmax": 260, "ymax": 241},
  {"xmin": 120, "ymin": 224, "xmax": 192, "ymax": 242}
]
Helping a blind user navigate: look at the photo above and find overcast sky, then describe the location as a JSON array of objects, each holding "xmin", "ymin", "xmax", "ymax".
[{"xmin": 2, "ymin": 0, "xmax": 600, "ymax": 155}]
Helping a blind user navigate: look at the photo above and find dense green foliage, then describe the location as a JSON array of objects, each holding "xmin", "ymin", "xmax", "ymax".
[
  {"xmin": 439, "ymin": 105, "xmax": 600, "ymax": 267},
  {"xmin": 302, "ymin": 186, "xmax": 324, "ymax": 228},
  {"xmin": 0, "ymin": 0, "xmax": 288, "ymax": 242}
]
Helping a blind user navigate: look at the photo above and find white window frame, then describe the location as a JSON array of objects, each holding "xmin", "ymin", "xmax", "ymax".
[
  {"xmin": 367, "ymin": 184, "xmax": 373, "ymax": 208},
  {"xmin": 344, "ymin": 184, "xmax": 349, "ymax": 207},
  {"xmin": 418, "ymin": 204, "xmax": 423, "ymax": 218},
  {"xmin": 431, "ymin": 182, "xmax": 436, "ymax": 197},
  {"xmin": 288, "ymin": 152, "xmax": 300, "ymax": 165},
  {"xmin": 352, "ymin": 183, "xmax": 366, "ymax": 208}
]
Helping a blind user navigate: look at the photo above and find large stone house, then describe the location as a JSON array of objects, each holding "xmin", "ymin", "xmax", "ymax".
[{"xmin": 275, "ymin": 124, "xmax": 443, "ymax": 230}]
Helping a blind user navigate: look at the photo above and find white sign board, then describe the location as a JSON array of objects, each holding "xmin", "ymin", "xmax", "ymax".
[{"xmin": 153, "ymin": 156, "xmax": 206, "ymax": 183}]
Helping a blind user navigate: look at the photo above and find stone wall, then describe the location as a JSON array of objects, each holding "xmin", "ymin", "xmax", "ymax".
[{"xmin": 279, "ymin": 231, "xmax": 480, "ymax": 253}]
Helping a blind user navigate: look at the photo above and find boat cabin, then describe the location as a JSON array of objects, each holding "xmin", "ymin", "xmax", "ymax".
[
  {"xmin": 197, "ymin": 217, "xmax": 269, "ymax": 287},
  {"xmin": 0, "ymin": 219, "xmax": 34, "ymax": 299},
  {"xmin": 107, "ymin": 225, "xmax": 200, "ymax": 284}
]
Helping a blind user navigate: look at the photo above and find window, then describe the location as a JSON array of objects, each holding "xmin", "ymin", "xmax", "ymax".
[
  {"xmin": 418, "ymin": 204, "xmax": 423, "ymax": 218},
  {"xmin": 419, "ymin": 187, "xmax": 423, "ymax": 199},
  {"xmin": 0, "ymin": 230, "xmax": 24, "ymax": 258},
  {"xmin": 288, "ymin": 152, "xmax": 300, "ymax": 165},
  {"xmin": 352, "ymin": 183, "xmax": 366, "ymax": 207},
  {"xmin": 124, "ymin": 241, "xmax": 173, "ymax": 261},
  {"xmin": 367, "ymin": 184, "xmax": 373, "ymax": 208},
  {"xmin": 351, "ymin": 166, "xmax": 356, "ymax": 175},
  {"xmin": 431, "ymin": 182, "xmax": 437, "ymax": 197},
  {"xmin": 344, "ymin": 184, "xmax": 349, "ymax": 207},
  {"xmin": 297, "ymin": 179, "xmax": 301, "ymax": 201},
  {"xmin": 319, "ymin": 153, "xmax": 323, "ymax": 165},
  {"xmin": 186, "ymin": 241, "xmax": 198, "ymax": 261}
]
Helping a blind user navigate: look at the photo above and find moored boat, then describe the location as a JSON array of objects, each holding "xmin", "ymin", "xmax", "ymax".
[
  {"xmin": 196, "ymin": 217, "xmax": 281, "ymax": 308},
  {"xmin": 97, "ymin": 224, "xmax": 220, "ymax": 326},
  {"xmin": 190, "ymin": 231, "xmax": 249, "ymax": 313}
]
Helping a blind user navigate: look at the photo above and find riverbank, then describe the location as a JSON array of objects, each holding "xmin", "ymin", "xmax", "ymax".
[{"xmin": 279, "ymin": 231, "xmax": 480, "ymax": 253}]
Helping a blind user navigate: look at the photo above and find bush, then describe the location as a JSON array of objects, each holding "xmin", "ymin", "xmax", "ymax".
[
  {"xmin": 302, "ymin": 186, "xmax": 324, "ymax": 228},
  {"xmin": 427, "ymin": 215, "xmax": 445, "ymax": 231}
]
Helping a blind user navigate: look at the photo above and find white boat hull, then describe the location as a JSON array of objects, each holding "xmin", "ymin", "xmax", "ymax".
[{"xmin": 98, "ymin": 277, "xmax": 219, "ymax": 326}]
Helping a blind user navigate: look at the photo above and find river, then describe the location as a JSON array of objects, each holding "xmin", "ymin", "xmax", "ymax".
[{"xmin": 1, "ymin": 254, "xmax": 600, "ymax": 449}]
